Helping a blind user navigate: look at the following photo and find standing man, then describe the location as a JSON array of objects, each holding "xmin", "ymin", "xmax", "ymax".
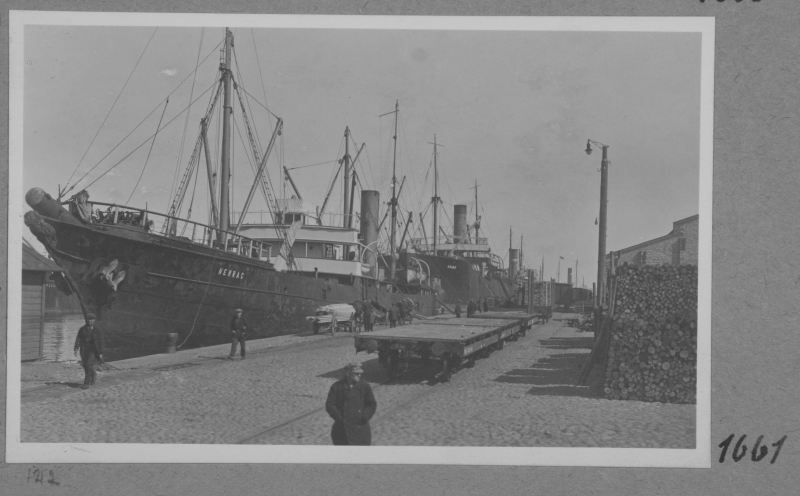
[
  {"xmin": 325, "ymin": 362, "xmax": 377, "ymax": 446},
  {"xmin": 364, "ymin": 303, "xmax": 374, "ymax": 333},
  {"xmin": 229, "ymin": 308, "xmax": 249, "ymax": 360},
  {"xmin": 482, "ymin": 298, "xmax": 489, "ymax": 312},
  {"xmin": 467, "ymin": 299, "xmax": 476, "ymax": 317},
  {"xmin": 388, "ymin": 304, "xmax": 397, "ymax": 328},
  {"xmin": 455, "ymin": 299, "xmax": 462, "ymax": 318},
  {"xmin": 74, "ymin": 313, "xmax": 104, "ymax": 389},
  {"xmin": 397, "ymin": 302, "xmax": 405, "ymax": 326}
]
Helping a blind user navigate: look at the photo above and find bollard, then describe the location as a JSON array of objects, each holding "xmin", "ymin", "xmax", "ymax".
[{"xmin": 166, "ymin": 333, "xmax": 178, "ymax": 353}]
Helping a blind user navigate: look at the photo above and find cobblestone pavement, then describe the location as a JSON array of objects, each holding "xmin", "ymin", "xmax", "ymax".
[{"xmin": 21, "ymin": 320, "xmax": 695, "ymax": 448}]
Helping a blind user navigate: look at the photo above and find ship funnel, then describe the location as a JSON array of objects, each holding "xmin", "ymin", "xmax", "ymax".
[
  {"xmin": 360, "ymin": 190, "xmax": 380, "ymax": 278},
  {"xmin": 453, "ymin": 204, "xmax": 468, "ymax": 241},
  {"xmin": 568, "ymin": 268, "xmax": 573, "ymax": 285},
  {"xmin": 508, "ymin": 248, "xmax": 519, "ymax": 280}
]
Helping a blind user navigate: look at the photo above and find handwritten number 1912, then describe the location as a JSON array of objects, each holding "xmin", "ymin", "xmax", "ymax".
[{"xmin": 719, "ymin": 434, "xmax": 787, "ymax": 463}]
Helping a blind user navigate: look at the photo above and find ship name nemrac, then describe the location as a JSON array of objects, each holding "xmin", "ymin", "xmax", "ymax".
[{"xmin": 217, "ymin": 265, "xmax": 246, "ymax": 280}]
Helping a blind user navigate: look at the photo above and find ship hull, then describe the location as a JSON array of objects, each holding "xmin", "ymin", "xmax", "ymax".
[
  {"xmin": 400, "ymin": 252, "xmax": 510, "ymax": 306},
  {"xmin": 28, "ymin": 217, "xmax": 435, "ymax": 361}
]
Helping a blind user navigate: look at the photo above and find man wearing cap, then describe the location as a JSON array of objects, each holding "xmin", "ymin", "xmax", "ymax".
[
  {"xmin": 325, "ymin": 362, "xmax": 377, "ymax": 446},
  {"xmin": 229, "ymin": 308, "xmax": 249, "ymax": 360},
  {"xmin": 74, "ymin": 313, "xmax": 104, "ymax": 389}
]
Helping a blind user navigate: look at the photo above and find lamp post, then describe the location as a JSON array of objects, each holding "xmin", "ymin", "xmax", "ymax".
[{"xmin": 585, "ymin": 139, "xmax": 610, "ymax": 310}]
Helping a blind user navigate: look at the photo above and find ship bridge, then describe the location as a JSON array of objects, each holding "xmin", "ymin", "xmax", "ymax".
[
  {"xmin": 410, "ymin": 235, "xmax": 492, "ymax": 257},
  {"xmin": 235, "ymin": 198, "xmax": 372, "ymax": 281}
]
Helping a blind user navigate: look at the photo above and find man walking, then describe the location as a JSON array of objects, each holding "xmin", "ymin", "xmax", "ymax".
[
  {"xmin": 74, "ymin": 313, "xmax": 104, "ymax": 389},
  {"xmin": 325, "ymin": 362, "xmax": 377, "ymax": 446},
  {"xmin": 229, "ymin": 308, "xmax": 249, "ymax": 360}
]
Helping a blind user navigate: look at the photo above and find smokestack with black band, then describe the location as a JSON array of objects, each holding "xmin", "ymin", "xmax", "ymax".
[
  {"xmin": 453, "ymin": 204, "xmax": 468, "ymax": 241},
  {"xmin": 360, "ymin": 190, "xmax": 380, "ymax": 277},
  {"xmin": 509, "ymin": 248, "xmax": 519, "ymax": 280}
]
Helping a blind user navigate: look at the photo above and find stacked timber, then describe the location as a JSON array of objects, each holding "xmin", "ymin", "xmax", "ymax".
[{"xmin": 604, "ymin": 264, "xmax": 697, "ymax": 404}]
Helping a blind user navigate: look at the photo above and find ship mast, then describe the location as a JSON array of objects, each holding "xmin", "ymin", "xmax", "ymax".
[
  {"xmin": 389, "ymin": 102, "xmax": 399, "ymax": 282},
  {"xmin": 218, "ymin": 28, "xmax": 233, "ymax": 240},
  {"xmin": 429, "ymin": 135, "xmax": 443, "ymax": 256},
  {"xmin": 473, "ymin": 178, "xmax": 478, "ymax": 241},
  {"xmin": 343, "ymin": 126, "xmax": 351, "ymax": 228}
]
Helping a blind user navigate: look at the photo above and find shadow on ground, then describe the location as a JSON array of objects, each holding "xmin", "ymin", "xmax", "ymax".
[
  {"xmin": 316, "ymin": 356, "xmax": 440, "ymax": 386},
  {"xmin": 495, "ymin": 335, "xmax": 605, "ymax": 398},
  {"xmin": 537, "ymin": 336, "xmax": 595, "ymax": 350},
  {"xmin": 45, "ymin": 381, "xmax": 84, "ymax": 389}
]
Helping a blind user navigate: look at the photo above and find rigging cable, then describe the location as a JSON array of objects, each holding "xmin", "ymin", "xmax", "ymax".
[
  {"xmin": 250, "ymin": 28, "xmax": 274, "ymax": 130},
  {"xmin": 65, "ymin": 40, "xmax": 224, "ymax": 196},
  {"xmin": 181, "ymin": 150, "xmax": 204, "ymax": 236},
  {"xmin": 125, "ymin": 97, "xmax": 169, "ymax": 205},
  {"xmin": 78, "ymin": 81, "xmax": 219, "ymax": 193},
  {"xmin": 63, "ymin": 27, "xmax": 158, "ymax": 196},
  {"xmin": 168, "ymin": 28, "xmax": 205, "ymax": 212}
]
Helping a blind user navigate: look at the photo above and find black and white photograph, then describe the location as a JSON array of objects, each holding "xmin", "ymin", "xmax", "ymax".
[{"xmin": 7, "ymin": 12, "xmax": 712, "ymax": 466}]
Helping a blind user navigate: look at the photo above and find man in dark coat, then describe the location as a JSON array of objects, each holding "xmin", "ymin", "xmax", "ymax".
[
  {"xmin": 73, "ymin": 313, "xmax": 104, "ymax": 389},
  {"xmin": 229, "ymin": 308, "xmax": 249, "ymax": 360},
  {"xmin": 455, "ymin": 299, "xmax": 462, "ymax": 318},
  {"xmin": 364, "ymin": 303, "xmax": 374, "ymax": 332},
  {"xmin": 388, "ymin": 305, "xmax": 397, "ymax": 328},
  {"xmin": 482, "ymin": 298, "xmax": 489, "ymax": 312},
  {"xmin": 467, "ymin": 299, "xmax": 476, "ymax": 317},
  {"xmin": 325, "ymin": 362, "xmax": 377, "ymax": 446}
]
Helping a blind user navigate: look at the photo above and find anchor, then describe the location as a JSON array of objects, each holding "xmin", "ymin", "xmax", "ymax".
[{"xmin": 97, "ymin": 259, "xmax": 126, "ymax": 292}]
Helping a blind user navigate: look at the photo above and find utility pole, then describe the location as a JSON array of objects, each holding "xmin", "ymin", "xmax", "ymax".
[
  {"xmin": 389, "ymin": 103, "xmax": 399, "ymax": 282},
  {"xmin": 586, "ymin": 139, "xmax": 610, "ymax": 307}
]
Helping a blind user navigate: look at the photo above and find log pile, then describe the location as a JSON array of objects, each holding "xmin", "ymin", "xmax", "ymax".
[{"xmin": 604, "ymin": 264, "xmax": 697, "ymax": 404}]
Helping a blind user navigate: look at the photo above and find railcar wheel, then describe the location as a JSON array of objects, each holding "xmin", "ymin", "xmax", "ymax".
[
  {"xmin": 387, "ymin": 351, "xmax": 399, "ymax": 379},
  {"xmin": 441, "ymin": 359, "xmax": 452, "ymax": 382}
]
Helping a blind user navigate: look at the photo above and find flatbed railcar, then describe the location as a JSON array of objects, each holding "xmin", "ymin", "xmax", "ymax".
[{"xmin": 354, "ymin": 313, "xmax": 537, "ymax": 381}]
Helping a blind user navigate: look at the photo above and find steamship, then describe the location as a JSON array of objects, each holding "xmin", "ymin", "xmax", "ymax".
[{"xmin": 24, "ymin": 29, "xmax": 435, "ymax": 361}]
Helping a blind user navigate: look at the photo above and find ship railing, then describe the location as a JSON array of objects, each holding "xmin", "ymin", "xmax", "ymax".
[
  {"xmin": 410, "ymin": 236, "xmax": 488, "ymax": 246},
  {"xmin": 85, "ymin": 201, "xmax": 273, "ymax": 262},
  {"xmin": 232, "ymin": 210, "xmax": 360, "ymax": 229}
]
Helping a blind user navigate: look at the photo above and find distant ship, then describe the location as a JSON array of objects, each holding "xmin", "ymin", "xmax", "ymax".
[
  {"xmin": 393, "ymin": 138, "xmax": 527, "ymax": 310},
  {"xmin": 25, "ymin": 28, "xmax": 435, "ymax": 361}
]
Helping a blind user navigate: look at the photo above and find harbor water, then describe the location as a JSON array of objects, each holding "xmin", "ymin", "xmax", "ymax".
[{"xmin": 42, "ymin": 313, "xmax": 85, "ymax": 362}]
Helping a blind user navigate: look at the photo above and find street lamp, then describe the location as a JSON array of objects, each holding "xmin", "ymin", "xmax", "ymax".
[{"xmin": 585, "ymin": 139, "xmax": 610, "ymax": 312}]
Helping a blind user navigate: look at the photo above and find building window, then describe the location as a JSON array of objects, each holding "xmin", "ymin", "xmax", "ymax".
[{"xmin": 324, "ymin": 244, "xmax": 334, "ymax": 260}]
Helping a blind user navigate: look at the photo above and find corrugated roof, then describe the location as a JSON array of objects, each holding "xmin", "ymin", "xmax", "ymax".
[{"xmin": 22, "ymin": 244, "xmax": 62, "ymax": 272}]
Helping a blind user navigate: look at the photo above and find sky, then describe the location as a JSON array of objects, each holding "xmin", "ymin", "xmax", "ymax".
[{"xmin": 21, "ymin": 22, "xmax": 703, "ymax": 288}]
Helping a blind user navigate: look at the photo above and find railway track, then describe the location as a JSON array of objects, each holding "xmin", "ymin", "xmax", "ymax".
[
  {"xmin": 232, "ymin": 333, "xmax": 525, "ymax": 445},
  {"xmin": 234, "ymin": 360, "xmax": 454, "ymax": 445},
  {"xmin": 21, "ymin": 332, "xmax": 355, "ymax": 402}
]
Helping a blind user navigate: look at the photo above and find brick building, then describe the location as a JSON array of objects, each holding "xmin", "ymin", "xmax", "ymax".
[{"xmin": 610, "ymin": 214, "xmax": 698, "ymax": 268}]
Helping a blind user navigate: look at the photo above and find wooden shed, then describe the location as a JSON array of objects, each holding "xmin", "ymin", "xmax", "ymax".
[{"xmin": 22, "ymin": 244, "xmax": 63, "ymax": 361}]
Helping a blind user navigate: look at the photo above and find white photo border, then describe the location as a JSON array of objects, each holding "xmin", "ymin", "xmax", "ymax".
[{"xmin": 6, "ymin": 10, "xmax": 713, "ymax": 466}]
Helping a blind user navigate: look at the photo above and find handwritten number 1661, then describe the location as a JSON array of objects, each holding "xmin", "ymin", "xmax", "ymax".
[{"xmin": 718, "ymin": 434, "xmax": 787, "ymax": 463}]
